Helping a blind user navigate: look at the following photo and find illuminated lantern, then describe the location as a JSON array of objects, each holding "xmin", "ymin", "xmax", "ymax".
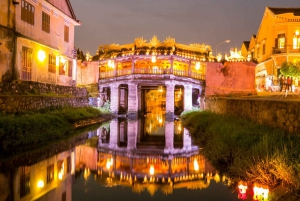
[
  {"xmin": 37, "ymin": 180, "xmax": 44, "ymax": 188},
  {"xmin": 193, "ymin": 159, "xmax": 199, "ymax": 171},
  {"xmin": 38, "ymin": 50, "xmax": 46, "ymax": 62}
]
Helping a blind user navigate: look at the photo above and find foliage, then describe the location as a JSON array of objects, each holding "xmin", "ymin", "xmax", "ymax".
[
  {"xmin": 181, "ymin": 110, "xmax": 300, "ymax": 190},
  {"xmin": 0, "ymin": 107, "xmax": 110, "ymax": 153},
  {"xmin": 97, "ymin": 101, "xmax": 111, "ymax": 114},
  {"xmin": 280, "ymin": 61, "xmax": 300, "ymax": 77}
]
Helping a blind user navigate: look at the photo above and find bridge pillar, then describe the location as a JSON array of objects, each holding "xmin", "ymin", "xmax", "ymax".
[
  {"xmin": 164, "ymin": 121, "xmax": 174, "ymax": 153},
  {"xmin": 128, "ymin": 83, "xmax": 138, "ymax": 118},
  {"xmin": 110, "ymin": 84, "xmax": 119, "ymax": 114},
  {"xmin": 109, "ymin": 119, "xmax": 118, "ymax": 149},
  {"xmin": 127, "ymin": 120, "xmax": 137, "ymax": 150},
  {"xmin": 165, "ymin": 82, "xmax": 175, "ymax": 119},
  {"xmin": 184, "ymin": 84, "xmax": 193, "ymax": 111}
]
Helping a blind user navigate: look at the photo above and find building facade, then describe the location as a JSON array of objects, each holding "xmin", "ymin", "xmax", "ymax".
[
  {"xmin": 249, "ymin": 7, "xmax": 300, "ymax": 88},
  {"xmin": 0, "ymin": 0, "xmax": 80, "ymax": 86}
]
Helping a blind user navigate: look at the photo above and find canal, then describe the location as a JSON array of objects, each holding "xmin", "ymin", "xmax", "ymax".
[{"xmin": 0, "ymin": 113, "xmax": 264, "ymax": 201}]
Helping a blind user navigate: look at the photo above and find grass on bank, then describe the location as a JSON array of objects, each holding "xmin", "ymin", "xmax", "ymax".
[
  {"xmin": 180, "ymin": 110, "xmax": 300, "ymax": 191},
  {"xmin": 0, "ymin": 106, "xmax": 111, "ymax": 153}
]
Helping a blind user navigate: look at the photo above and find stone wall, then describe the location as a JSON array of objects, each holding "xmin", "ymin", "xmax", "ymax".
[
  {"xmin": 206, "ymin": 62, "xmax": 257, "ymax": 97},
  {"xmin": 0, "ymin": 82, "xmax": 89, "ymax": 113},
  {"xmin": 205, "ymin": 98, "xmax": 300, "ymax": 134}
]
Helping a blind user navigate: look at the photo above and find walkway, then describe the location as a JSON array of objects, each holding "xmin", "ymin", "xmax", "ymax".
[{"xmin": 240, "ymin": 91, "xmax": 300, "ymax": 102}]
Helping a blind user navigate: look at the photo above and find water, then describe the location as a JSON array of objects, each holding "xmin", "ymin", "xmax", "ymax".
[{"xmin": 0, "ymin": 114, "xmax": 242, "ymax": 201}]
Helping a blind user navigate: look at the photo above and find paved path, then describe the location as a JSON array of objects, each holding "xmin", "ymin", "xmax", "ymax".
[{"xmin": 239, "ymin": 91, "xmax": 300, "ymax": 102}]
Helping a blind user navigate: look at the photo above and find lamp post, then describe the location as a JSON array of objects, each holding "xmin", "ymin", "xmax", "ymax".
[{"xmin": 215, "ymin": 40, "xmax": 230, "ymax": 56}]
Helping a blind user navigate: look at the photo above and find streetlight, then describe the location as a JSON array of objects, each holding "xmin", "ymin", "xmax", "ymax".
[{"xmin": 215, "ymin": 40, "xmax": 230, "ymax": 56}]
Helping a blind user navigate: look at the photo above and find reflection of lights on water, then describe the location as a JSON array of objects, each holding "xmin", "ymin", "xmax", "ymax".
[
  {"xmin": 106, "ymin": 158, "xmax": 113, "ymax": 170},
  {"xmin": 194, "ymin": 159, "xmax": 199, "ymax": 171},
  {"xmin": 84, "ymin": 168, "xmax": 90, "ymax": 180},
  {"xmin": 149, "ymin": 165, "xmax": 155, "ymax": 175},
  {"xmin": 253, "ymin": 185, "xmax": 269, "ymax": 201},
  {"xmin": 238, "ymin": 183, "xmax": 248, "ymax": 200}
]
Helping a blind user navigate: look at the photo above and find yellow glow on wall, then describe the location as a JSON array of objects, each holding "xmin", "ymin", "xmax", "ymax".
[
  {"xmin": 37, "ymin": 180, "xmax": 44, "ymax": 188},
  {"xmin": 38, "ymin": 50, "xmax": 46, "ymax": 62}
]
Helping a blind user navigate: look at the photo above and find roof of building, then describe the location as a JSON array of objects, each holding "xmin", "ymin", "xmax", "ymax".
[
  {"xmin": 242, "ymin": 41, "xmax": 250, "ymax": 50},
  {"xmin": 268, "ymin": 7, "xmax": 300, "ymax": 16},
  {"xmin": 46, "ymin": 0, "xmax": 77, "ymax": 20}
]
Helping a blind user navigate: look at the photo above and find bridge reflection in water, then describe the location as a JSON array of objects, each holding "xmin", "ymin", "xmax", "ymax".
[{"xmin": 81, "ymin": 111, "xmax": 224, "ymax": 196}]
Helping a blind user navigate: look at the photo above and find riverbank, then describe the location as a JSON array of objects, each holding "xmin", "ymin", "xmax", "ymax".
[
  {"xmin": 180, "ymin": 110, "xmax": 300, "ymax": 198},
  {"xmin": 0, "ymin": 106, "xmax": 114, "ymax": 157}
]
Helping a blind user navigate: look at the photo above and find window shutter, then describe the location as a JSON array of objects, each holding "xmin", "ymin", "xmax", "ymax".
[{"xmin": 275, "ymin": 38, "xmax": 278, "ymax": 48}]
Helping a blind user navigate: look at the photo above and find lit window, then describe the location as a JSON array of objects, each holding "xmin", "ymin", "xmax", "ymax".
[
  {"xmin": 20, "ymin": 166, "xmax": 30, "ymax": 198},
  {"xmin": 47, "ymin": 164, "xmax": 54, "ymax": 184},
  {"xmin": 21, "ymin": 46, "xmax": 32, "ymax": 81},
  {"xmin": 278, "ymin": 34, "xmax": 285, "ymax": 49},
  {"xmin": 293, "ymin": 32, "xmax": 300, "ymax": 49},
  {"xmin": 48, "ymin": 54, "xmax": 56, "ymax": 73}
]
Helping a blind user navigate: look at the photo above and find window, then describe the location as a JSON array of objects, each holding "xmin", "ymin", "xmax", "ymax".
[
  {"xmin": 48, "ymin": 54, "xmax": 56, "ymax": 73},
  {"xmin": 47, "ymin": 164, "xmax": 54, "ymax": 184},
  {"xmin": 21, "ymin": 0, "xmax": 35, "ymax": 25},
  {"xmin": 262, "ymin": 44, "xmax": 266, "ymax": 55},
  {"xmin": 62, "ymin": 191, "xmax": 67, "ymax": 201},
  {"xmin": 21, "ymin": 46, "xmax": 32, "ymax": 81},
  {"xmin": 67, "ymin": 156, "xmax": 71, "ymax": 173},
  {"xmin": 257, "ymin": 47, "xmax": 260, "ymax": 58},
  {"xmin": 59, "ymin": 58, "xmax": 66, "ymax": 75},
  {"xmin": 57, "ymin": 160, "xmax": 64, "ymax": 179},
  {"xmin": 293, "ymin": 32, "xmax": 300, "ymax": 49},
  {"xmin": 68, "ymin": 60, "xmax": 72, "ymax": 77},
  {"xmin": 20, "ymin": 166, "xmax": 30, "ymax": 198},
  {"xmin": 42, "ymin": 11, "xmax": 50, "ymax": 33},
  {"xmin": 64, "ymin": 25, "xmax": 69, "ymax": 42},
  {"xmin": 277, "ymin": 33, "xmax": 285, "ymax": 49}
]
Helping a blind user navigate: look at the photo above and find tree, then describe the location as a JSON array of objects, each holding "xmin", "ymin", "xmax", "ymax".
[{"xmin": 280, "ymin": 61, "xmax": 300, "ymax": 78}]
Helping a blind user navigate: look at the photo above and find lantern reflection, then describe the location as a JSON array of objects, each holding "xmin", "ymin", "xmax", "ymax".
[
  {"xmin": 253, "ymin": 185, "xmax": 269, "ymax": 201},
  {"xmin": 238, "ymin": 183, "xmax": 247, "ymax": 200}
]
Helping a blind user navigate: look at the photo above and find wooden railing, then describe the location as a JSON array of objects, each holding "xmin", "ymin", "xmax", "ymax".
[{"xmin": 100, "ymin": 68, "xmax": 205, "ymax": 80}]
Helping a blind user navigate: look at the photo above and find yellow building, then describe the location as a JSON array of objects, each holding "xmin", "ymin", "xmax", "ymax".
[
  {"xmin": 250, "ymin": 7, "xmax": 300, "ymax": 87},
  {"xmin": 0, "ymin": 0, "xmax": 80, "ymax": 86}
]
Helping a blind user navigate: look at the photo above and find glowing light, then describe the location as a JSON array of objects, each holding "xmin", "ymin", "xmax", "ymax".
[
  {"xmin": 38, "ymin": 50, "xmax": 46, "ymax": 62},
  {"xmin": 37, "ymin": 180, "xmax": 44, "ymax": 188},
  {"xmin": 106, "ymin": 158, "xmax": 113, "ymax": 170},
  {"xmin": 158, "ymin": 86, "xmax": 163, "ymax": 92},
  {"xmin": 296, "ymin": 30, "xmax": 299, "ymax": 36},
  {"xmin": 253, "ymin": 185, "xmax": 269, "ymax": 201},
  {"xmin": 195, "ymin": 62, "xmax": 201, "ymax": 70},
  {"xmin": 238, "ymin": 183, "xmax": 248, "ymax": 200},
  {"xmin": 58, "ymin": 172, "xmax": 63, "ymax": 180},
  {"xmin": 194, "ymin": 159, "xmax": 199, "ymax": 171},
  {"xmin": 151, "ymin": 55, "xmax": 156, "ymax": 63},
  {"xmin": 149, "ymin": 165, "xmax": 155, "ymax": 175},
  {"xmin": 108, "ymin": 60, "xmax": 115, "ymax": 68}
]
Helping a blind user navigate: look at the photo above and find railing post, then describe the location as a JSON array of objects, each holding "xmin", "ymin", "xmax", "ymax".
[
  {"xmin": 169, "ymin": 56, "xmax": 173, "ymax": 74},
  {"xmin": 131, "ymin": 56, "xmax": 135, "ymax": 74}
]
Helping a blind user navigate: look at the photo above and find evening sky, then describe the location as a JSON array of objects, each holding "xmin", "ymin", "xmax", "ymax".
[{"xmin": 71, "ymin": 0, "xmax": 300, "ymax": 56}]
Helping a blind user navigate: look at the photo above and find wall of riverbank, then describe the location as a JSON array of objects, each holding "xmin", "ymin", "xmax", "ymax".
[
  {"xmin": 205, "ymin": 97, "xmax": 300, "ymax": 134},
  {"xmin": 0, "ymin": 82, "xmax": 89, "ymax": 113}
]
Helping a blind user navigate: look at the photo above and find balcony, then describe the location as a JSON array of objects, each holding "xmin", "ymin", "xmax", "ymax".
[
  {"xmin": 272, "ymin": 46, "xmax": 300, "ymax": 55},
  {"xmin": 99, "ymin": 67, "xmax": 205, "ymax": 81}
]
